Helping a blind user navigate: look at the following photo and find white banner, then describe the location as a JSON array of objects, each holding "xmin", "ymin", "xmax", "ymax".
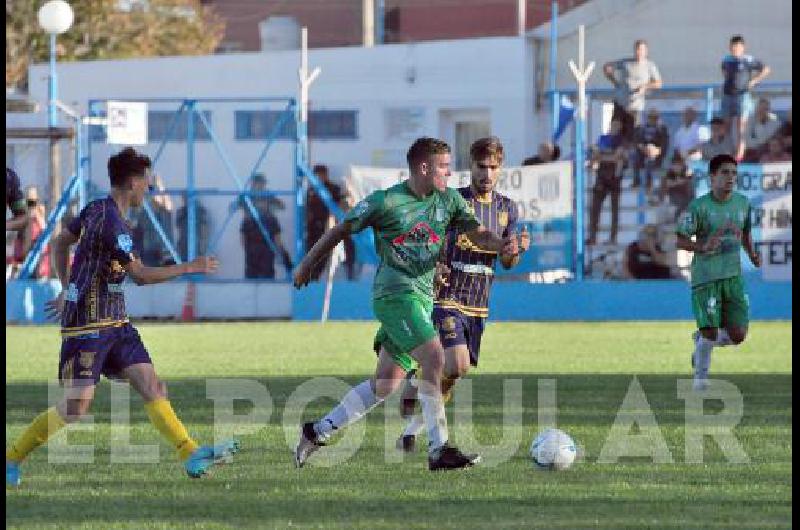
[
  {"xmin": 347, "ymin": 160, "xmax": 573, "ymax": 223},
  {"xmin": 106, "ymin": 101, "xmax": 148, "ymax": 145}
]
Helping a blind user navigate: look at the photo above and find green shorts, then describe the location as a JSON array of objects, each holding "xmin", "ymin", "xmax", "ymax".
[
  {"xmin": 372, "ymin": 292, "xmax": 437, "ymax": 372},
  {"xmin": 691, "ymin": 275, "xmax": 750, "ymax": 330}
]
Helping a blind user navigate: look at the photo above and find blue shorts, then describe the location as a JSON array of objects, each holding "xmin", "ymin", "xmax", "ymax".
[
  {"xmin": 59, "ymin": 324, "xmax": 152, "ymax": 385},
  {"xmin": 721, "ymin": 93, "xmax": 754, "ymax": 119},
  {"xmin": 432, "ymin": 306, "xmax": 485, "ymax": 367}
]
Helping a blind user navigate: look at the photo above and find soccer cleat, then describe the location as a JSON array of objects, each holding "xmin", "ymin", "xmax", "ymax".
[
  {"xmin": 396, "ymin": 434, "xmax": 416, "ymax": 453},
  {"xmin": 184, "ymin": 439, "xmax": 240, "ymax": 478},
  {"xmin": 6, "ymin": 460, "xmax": 21, "ymax": 488},
  {"xmin": 428, "ymin": 443, "xmax": 481, "ymax": 471},
  {"xmin": 294, "ymin": 422, "xmax": 326, "ymax": 468}
]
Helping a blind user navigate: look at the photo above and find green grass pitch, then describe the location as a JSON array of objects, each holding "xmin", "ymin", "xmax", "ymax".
[{"xmin": 5, "ymin": 321, "xmax": 792, "ymax": 529}]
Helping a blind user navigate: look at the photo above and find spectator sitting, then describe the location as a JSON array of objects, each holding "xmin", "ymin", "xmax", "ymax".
[
  {"xmin": 743, "ymin": 98, "xmax": 781, "ymax": 161},
  {"xmin": 673, "ymin": 106, "xmax": 709, "ymax": 161},
  {"xmin": 760, "ymin": 137, "xmax": 791, "ymax": 163},
  {"xmin": 777, "ymin": 107, "xmax": 792, "ymax": 154},
  {"xmin": 659, "ymin": 154, "xmax": 694, "ymax": 221},
  {"xmin": 12, "ymin": 186, "xmax": 49, "ymax": 279},
  {"xmin": 701, "ymin": 117, "xmax": 736, "ymax": 160},
  {"xmin": 523, "ymin": 142, "xmax": 561, "ymax": 165},
  {"xmin": 632, "ymin": 108, "xmax": 669, "ymax": 191},
  {"xmin": 622, "ymin": 224, "xmax": 674, "ymax": 279},
  {"xmin": 586, "ymin": 119, "xmax": 626, "ymax": 246}
]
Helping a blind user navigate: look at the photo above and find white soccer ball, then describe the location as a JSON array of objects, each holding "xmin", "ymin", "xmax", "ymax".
[{"xmin": 530, "ymin": 428, "xmax": 577, "ymax": 470}]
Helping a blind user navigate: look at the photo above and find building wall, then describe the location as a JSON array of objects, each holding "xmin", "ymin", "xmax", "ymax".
[{"xmin": 19, "ymin": 37, "xmax": 534, "ymax": 279}]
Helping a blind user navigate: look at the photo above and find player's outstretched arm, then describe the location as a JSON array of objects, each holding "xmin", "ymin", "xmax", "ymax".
[
  {"xmin": 124, "ymin": 256, "xmax": 218, "ymax": 286},
  {"xmin": 293, "ymin": 221, "xmax": 352, "ymax": 288}
]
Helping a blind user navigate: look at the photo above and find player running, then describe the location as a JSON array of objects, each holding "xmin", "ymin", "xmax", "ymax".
[
  {"xmin": 395, "ymin": 136, "xmax": 530, "ymax": 451},
  {"xmin": 676, "ymin": 154, "xmax": 761, "ymax": 391},
  {"xmin": 6, "ymin": 148, "xmax": 238, "ymax": 487},
  {"xmin": 292, "ymin": 137, "xmax": 516, "ymax": 471}
]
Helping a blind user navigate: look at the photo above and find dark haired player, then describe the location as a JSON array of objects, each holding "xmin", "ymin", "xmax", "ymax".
[
  {"xmin": 6, "ymin": 167, "xmax": 29, "ymax": 232},
  {"xmin": 677, "ymin": 154, "xmax": 761, "ymax": 391},
  {"xmin": 6, "ymin": 148, "xmax": 238, "ymax": 487},
  {"xmin": 293, "ymin": 137, "xmax": 516, "ymax": 471},
  {"xmin": 396, "ymin": 137, "xmax": 530, "ymax": 450}
]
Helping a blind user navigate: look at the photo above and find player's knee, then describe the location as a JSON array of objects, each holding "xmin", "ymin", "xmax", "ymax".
[
  {"xmin": 374, "ymin": 378, "xmax": 396, "ymax": 400},
  {"xmin": 728, "ymin": 328, "xmax": 747, "ymax": 344}
]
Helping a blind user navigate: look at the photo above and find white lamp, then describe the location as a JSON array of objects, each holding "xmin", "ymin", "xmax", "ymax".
[{"xmin": 37, "ymin": 0, "xmax": 74, "ymax": 34}]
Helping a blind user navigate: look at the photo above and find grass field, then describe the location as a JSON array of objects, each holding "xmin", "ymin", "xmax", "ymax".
[{"xmin": 5, "ymin": 321, "xmax": 792, "ymax": 529}]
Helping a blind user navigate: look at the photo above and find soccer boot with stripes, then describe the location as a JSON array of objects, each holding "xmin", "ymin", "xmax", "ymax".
[
  {"xmin": 185, "ymin": 439, "xmax": 240, "ymax": 478},
  {"xmin": 428, "ymin": 443, "xmax": 481, "ymax": 471},
  {"xmin": 6, "ymin": 460, "xmax": 21, "ymax": 488},
  {"xmin": 294, "ymin": 422, "xmax": 327, "ymax": 468}
]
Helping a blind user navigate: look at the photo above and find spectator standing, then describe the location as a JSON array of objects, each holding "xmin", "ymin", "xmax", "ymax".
[
  {"xmin": 603, "ymin": 40, "xmax": 662, "ymax": 145},
  {"xmin": 623, "ymin": 224, "xmax": 674, "ymax": 279},
  {"xmin": 131, "ymin": 174, "xmax": 173, "ymax": 266},
  {"xmin": 701, "ymin": 117, "xmax": 736, "ymax": 160},
  {"xmin": 12, "ymin": 186, "xmax": 49, "ymax": 278},
  {"xmin": 743, "ymin": 98, "xmax": 781, "ymax": 160},
  {"xmin": 176, "ymin": 194, "xmax": 211, "ymax": 260},
  {"xmin": 720, "ymin": 34, "xmax": 771, "ymax": 161},
  {"xmin": 673, "ymin": 107, "xmax": 709, "ymax": 161},
  {"xmin": 240, "ymin": 202, "xmax": 292, "ymax": 279},
  {"xmin": 243, "ymin": 173, "xmax": 285, "ymax": 214},
  {"xmin": 659, "ymin": 154, "xmax": 694, "ymax": 221},
  {"xmin": 632, "ymin": 108, "xmax": 669, "ymax": 191},
  {"xmin": 587, "ymin": 120, "xmax": 626, "ymax": 246},
  {"xmin": 306, "ymin": 164, "xmax": 349, "ymax": 280}
]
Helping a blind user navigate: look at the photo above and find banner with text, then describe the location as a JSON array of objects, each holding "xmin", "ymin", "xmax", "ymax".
[
  {"xmin": 347, "ymin": 161, "xmax": 574, "ymax": 276},
  {"xmin": 690, "ymin": 161, "xmax": 792, "ymax": 281}
]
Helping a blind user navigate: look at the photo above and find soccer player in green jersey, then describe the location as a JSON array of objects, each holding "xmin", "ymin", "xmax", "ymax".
[
  {"xmin": 676, "ymin": 154, "xmax": 761, "ymax": 391},
  {"xmin": 292, "ymin": 137, "xmax": 515, "ymax": 471}
]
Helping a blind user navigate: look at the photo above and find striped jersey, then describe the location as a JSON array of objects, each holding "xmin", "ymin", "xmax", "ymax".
[
  {"xmin": 435, "ymin": 187, "xmax": 519, "ymax": 317},
  {"xmin": 61, "ymin": 197, "xmax": 136, "ymax": 336}
]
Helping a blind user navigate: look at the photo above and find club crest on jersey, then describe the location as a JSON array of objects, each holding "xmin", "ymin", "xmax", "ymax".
[
  {"xmin": 441, "ymin": 316, "xmax": 457, "ymax": 331},
  {"xmin": 498, "ymin": 211, "xmax": 508, "ymax": 227},
  {"xmin": 117, "ymin": 233, "xmax": 133, "ymax": 253},
  {"xmin": 65, "ymin": 283, "xmax": 79, "ymax": 302}
]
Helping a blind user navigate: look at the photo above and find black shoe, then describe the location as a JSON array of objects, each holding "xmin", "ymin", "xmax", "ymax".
[
  {"xmin": 428, "ymin": 443, "xmax": 481, "ymax": 471},
  {"xmin": 294, "ymin": 422, "xmax": 326, "ymax": 468},
  {"xmin": 396, "ymin": 435, "xmax": 416, "ymax": 453}
]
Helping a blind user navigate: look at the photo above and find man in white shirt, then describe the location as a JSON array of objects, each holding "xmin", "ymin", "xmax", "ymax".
[
  {"xmin": 744, "ymin": 98, "xmax": 781, "ymax": 154},
  {"xmin": 673, "ymin": 107, "xmax": 709, "ymax": 161}
]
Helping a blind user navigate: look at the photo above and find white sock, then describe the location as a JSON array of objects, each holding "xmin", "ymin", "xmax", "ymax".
[
  {"xmin": 402, "ymin": 414, "xmax": 425, "ymax": 438},
  {"xmin": 693, "ymin": 336, "xmax": 714, "ymax": 380},
  {"xmin": 418, "ymin": 389, "xmax": 448, "ymax": 454},
  {"xmin": 314, "ymin": 380, "xmax": 382, "ymax": 440},
  {"xmin": 714, "ymin": 329, "xmax": 734, "ymax": 347}
]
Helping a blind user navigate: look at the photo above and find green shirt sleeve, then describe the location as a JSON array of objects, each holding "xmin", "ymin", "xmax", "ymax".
[
  {"xmin": 447, "ymin": 189, "xmax": 481, "ymax": 233},
  {"xmin": 343, "ymin": 190, "xmax": 383, "ymax": 234},
  {"xmin": 676, "ymin": 200, "xmax": 699, "ymax": 237}
]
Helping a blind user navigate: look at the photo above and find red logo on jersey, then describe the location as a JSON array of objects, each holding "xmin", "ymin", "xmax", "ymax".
[{"xmin": 392, "ymin": 222, "xmax": 440, "ymax": 246}]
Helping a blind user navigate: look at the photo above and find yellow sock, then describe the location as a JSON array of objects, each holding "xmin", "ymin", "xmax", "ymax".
[
  {"xmin": 6, "ymin": 407, "xmax": 66, "ymax": 462},
  {"xmin": 144, "ymin": 398, "xmax": 199, "ymax": 461},
  {"xmin": 442, "ymin": 376, "xmax": 458, "ymax": 404}
]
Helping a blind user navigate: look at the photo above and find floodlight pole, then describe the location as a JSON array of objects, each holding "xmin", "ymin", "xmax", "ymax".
[{"xmin": 568, "ymin": 25, "xmax": 594, "ymax": 282}]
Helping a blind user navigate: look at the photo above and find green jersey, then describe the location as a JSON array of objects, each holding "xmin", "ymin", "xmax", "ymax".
[
  {"xmin": 345, "ymin": 181, "xmax": 481, "ymax": 300},
  {"xmin": 676, "ymin": 191, "xmax": 752, "ymax": 287}
]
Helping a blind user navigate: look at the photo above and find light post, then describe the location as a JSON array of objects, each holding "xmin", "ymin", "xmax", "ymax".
[
  {"xmin": 38, "ymin": 0, "xmax": 74, "ymax": 253},
  {"xmin": 37, "ymin": 0, "xmax": 73, "ymax": 127}
]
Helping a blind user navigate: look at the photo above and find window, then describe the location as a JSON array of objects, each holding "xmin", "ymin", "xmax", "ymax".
[
  {"xmin": 89, "ymin": 109, "xmax": 213, "ymax": 143},
  {"xmin": 234, "ymin": 110, "xmax": 358, "ymax": 140}
]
